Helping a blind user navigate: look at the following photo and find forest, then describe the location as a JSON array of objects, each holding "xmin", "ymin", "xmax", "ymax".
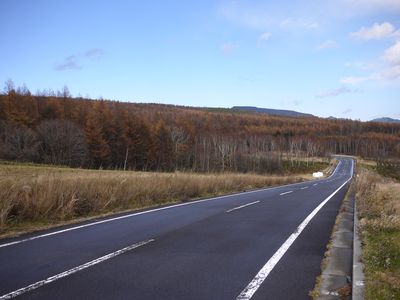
[{"xmin": 1, "ymin": 80, "xmax": 399, "ymax": 173}]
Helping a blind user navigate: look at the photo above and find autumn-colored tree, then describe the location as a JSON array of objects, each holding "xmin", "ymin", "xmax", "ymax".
[
  {"xmin": 123, "ymin": 116, "xmax": 152, "ymax": 170},
  {"xmin": 102, "ymin": 107, "xmax": 125, "ymax": 168},
  {"xmin": 152, "ymin": 121, "xmax": 174, "ymax": 171},
  {"xmin": 85, "ymin": 111, "xmax": 111, "ymax": 168},
  {"xmin": 1, "ymin": 80, "xmax": 400, "ymax": 171}
]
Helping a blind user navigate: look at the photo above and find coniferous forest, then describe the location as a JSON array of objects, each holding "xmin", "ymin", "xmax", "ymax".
[{"xmin": 1, "ymin": 80, "xmax": 399, "ymax": 173}]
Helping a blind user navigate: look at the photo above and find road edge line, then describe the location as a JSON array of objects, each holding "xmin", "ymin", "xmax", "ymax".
[
  {"xmin": 0, "ymin": 239, "xmax": 155, "ymax": 299},
  {"xmin": 236, "ymin": 160, "xmax": 352, "ymax": 300}
]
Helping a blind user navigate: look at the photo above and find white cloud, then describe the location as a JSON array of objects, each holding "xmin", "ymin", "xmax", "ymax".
[
  {"xmin": 220, "ymin": 0, "xmax": 400, "ymax": 34},
  {"xmin": 316, "ymin": 87, "xmax": 355, "ymax": 98},
  {"xmin": 317, "ymin": 40, "xmax": 338, "ymax": 50},
  {"xmin": 350, "ymin": 22, "xmax": 399, "ymax": 40},
  {"xmin": 340, "ymin": 76, "xmax": 371, "ymax": 85},
  {"xmin": 344, "ymin": 61, "xmax": 379, "ymax": 71},
  {"xmin": 380, "ymin": 65, "xmax": 400, "ymax": 80},
  {"xmin": 219, "ymin": 2, "xmax": 320, "ymax": 32},
  {"xmin": 341, "ymin": 40, "xmax": 400, "ymax": 84},
  {"xmin": 341, "ymin": 67, "xmax": 400, "ymax": 85},
  {"xmin": 258, "ymin": 32, "xmax": 271, "ymax": 42},
  {"xmin": 221, "ymin": 43, "xmax": 239, "ymax": 55},
  {"xmin": 383, "ymin": 41, "xmax": 400, "ymax": 65}
]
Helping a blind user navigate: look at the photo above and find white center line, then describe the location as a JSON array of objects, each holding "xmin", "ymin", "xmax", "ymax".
[
  {"xmin": 300, "ymin": 186, "xmax": 309, "ymax": 190},
  {"xmin": 0, "ymin": 239, "xmax": 155, "ymax": 299},
  {"xmin": 236, "ymin": 160, "xmax": 353, "ymax": 300},
  {"xmin": 313, "ymin": 183, "xmax": 318, "ymax": 186},
  {"xmin": 279, "ymin": 191, "xmax": 293, "ymax": 196},
  {"xmin": 226, "ymin": 201, "xmax": 260, "ymax": 213}
]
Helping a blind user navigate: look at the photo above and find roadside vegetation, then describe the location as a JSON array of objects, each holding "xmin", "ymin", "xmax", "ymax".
[
  {"xmin": 376, "ymin": 160, "xmax": 400, "ymax": 181},
  {"xmin": 0, "ymin": 161, "xmax": 332, "ymax": 238},
  {"xmin": 355, "ymin": 166, "xmax": 400, "ymax": 299}
]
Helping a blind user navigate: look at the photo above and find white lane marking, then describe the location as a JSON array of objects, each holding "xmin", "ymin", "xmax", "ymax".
[
  {"xmin": 279, "ymin": 191, "xmax": 293, "ymax": 196},
  {"xmin": 300, "ymin": 186, "xmax": 309, "ymax": 190},
  {"xmin": 0, "ymin": 239, "xmax": 154, "ymax": 299},
  {"xmin": 236, "ymin": 167, "xmax": 353, "ymax": 300},
  {"xmin": 313, "ymin": 183, "xmax": 318, "ymax": 186},
  {"xmin": 0, "ymin": 161, "xmax": 344, "ymax": 249},
  {"xmin": 226, "ymin": 201, "xmax": 260, "ymax": 213}
]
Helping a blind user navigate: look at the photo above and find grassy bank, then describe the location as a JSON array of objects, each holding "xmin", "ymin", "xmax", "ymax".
[
  {"xmin": 355, "ymin": 167, "xmax": 400, "ymax": 299},
  {"xmin": 0, "ymin": 163, "xmax": 320, "ymax": 238}
]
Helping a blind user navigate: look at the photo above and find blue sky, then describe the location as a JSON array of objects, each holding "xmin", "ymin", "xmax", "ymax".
[{"xmin": 1, "ymin": 0, "xmax": 399, "ymax": 121}]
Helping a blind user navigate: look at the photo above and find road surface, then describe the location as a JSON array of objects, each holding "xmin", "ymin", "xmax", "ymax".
[{"xmin": 0, "ymin": 158, "xmax": 354, "ymax": 299}]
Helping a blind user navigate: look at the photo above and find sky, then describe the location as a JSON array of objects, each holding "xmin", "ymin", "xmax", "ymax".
[{"xmin": 0, "ymin": 0, "xmax": 399, "ymax": 121}]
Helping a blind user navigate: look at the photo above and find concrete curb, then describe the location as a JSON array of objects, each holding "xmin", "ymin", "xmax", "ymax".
[
  {"xmin": 352, "ymin": 200, "xmax": 365, "ymax": 299},
  {"xmin": 314, "ymin": 190, "xmax": 365, "ymax": 299},
  {"xmin": 315, "ymin": 186, "xmax": 354, "ymax": 300}
]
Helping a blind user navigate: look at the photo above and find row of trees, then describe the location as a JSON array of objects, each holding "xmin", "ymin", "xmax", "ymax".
[{"xmin": 1, "ymin": 81, "xmax": 399, "ymax": 172}]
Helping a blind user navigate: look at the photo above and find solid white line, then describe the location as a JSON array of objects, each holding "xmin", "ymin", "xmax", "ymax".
[
  {"xmin": 279, "ymin": 191, "xmax": 293, "ymax": 196},
  {"xmin": 0, "ymin": 239, "xmax": 155, "ymax": 299},
  {"xmin": 226, "ymin": 201, "xmax": 260, "ymax": 213},
  {"xmin": 300, "ymin": 186, "xmax": 309, "ymax": 190},
  {"xmin": 236, "ymin": 166, "xmax": 353, "ymax": 299}
]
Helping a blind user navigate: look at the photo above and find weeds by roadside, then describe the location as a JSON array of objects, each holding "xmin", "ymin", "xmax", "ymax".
[
  {"xmin": 355, "ymin": 167, "xmax": 400, "ymax": 299},
  {"xmin": 0, "ymin": 163, "xmax": 311, "ymax": 238}
]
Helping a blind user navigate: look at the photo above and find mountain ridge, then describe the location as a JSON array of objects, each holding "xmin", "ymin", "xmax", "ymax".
[
  {"xmin": 231, "ymin": 106, "xmax": 314, "ymax": 118},
  {"xmin": 371, "ymin": 117, "xmax": 400, "ymax": 123}
]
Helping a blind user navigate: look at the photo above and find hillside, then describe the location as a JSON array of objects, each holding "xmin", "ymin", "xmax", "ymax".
[
  {"xmin": 231, "ymin": 106, "xmax": 314, "ymax": 117},
  {"xmin": 371, "ymin": 117, "xmax": 400, "ymax": 123},
  {"xmin": 1, "ymin": 90, "xmax": 400, "ymax": 173}
]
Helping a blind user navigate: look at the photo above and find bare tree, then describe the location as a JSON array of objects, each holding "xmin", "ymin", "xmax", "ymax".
[
  {"xmin": 37, "ymin": 120, "xmax": 88, "ymax": 166},
  {"xmin": 169, "ymin": 126, "xmax": 189, "ymax": 170},
  {"xmin": 3, "ymin": 79, "xmax": 15, "ymax": 95},
  {"xmin": 0, "ymin": 121, "xmax": 39, "ymax": 161}
]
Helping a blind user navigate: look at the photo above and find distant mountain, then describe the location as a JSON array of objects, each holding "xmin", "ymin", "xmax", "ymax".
[
  {"xmin": 371, "ymin": 117, "xmax": 400, "ymax": 123},
  {"xmin": 326, "ymin": 116, "xmax": 351, "ymax": 121},
  {"xmin": 232, "ymin": 106, "xmax": 314, "ymax": 118}
]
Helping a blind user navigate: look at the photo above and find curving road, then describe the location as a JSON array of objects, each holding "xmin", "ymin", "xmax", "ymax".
[{"xmin": 0, "ymin": 157, "xmax": 354, "ymax": 300}]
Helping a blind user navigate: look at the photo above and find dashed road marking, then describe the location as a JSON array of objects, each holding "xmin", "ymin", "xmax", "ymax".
[
  {"xmin": 226, "ymin": 201, "xmax": 260, "ymax": 213},
  {"xmin": 279, "ymin": 191, "xmax": 293, "ymax": 196}
]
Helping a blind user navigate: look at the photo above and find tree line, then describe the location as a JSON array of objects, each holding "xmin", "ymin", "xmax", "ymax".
[{"xmin": 1, "ymin": 80, "xmax": 399, "ymax": 173}]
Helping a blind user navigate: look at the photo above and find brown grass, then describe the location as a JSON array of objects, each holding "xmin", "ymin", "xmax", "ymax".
[
  {"xmin": 0, "ymin": 163, "xmax": 310, "ymax": 237},
  {"xmin": 356, "ymin": 157, "xmax": 377, "ymax": 168},
  {"xmin": 355, "ymin": 167, "xmax": 400, "ymax": 299}
]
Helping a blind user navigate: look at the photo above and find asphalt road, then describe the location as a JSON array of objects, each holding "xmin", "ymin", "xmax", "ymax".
[{"xmin": 0, "ymin": 157, "xmax": 354, "ymax": 300}]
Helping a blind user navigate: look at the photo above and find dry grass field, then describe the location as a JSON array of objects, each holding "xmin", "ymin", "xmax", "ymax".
[
  {"xmin": 355, "ymin": 168, "xmax": 400, "ymax": 299},
  {"xmin": 0, "ymin": 162, "xmax": 324, "ymax": 237}
]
